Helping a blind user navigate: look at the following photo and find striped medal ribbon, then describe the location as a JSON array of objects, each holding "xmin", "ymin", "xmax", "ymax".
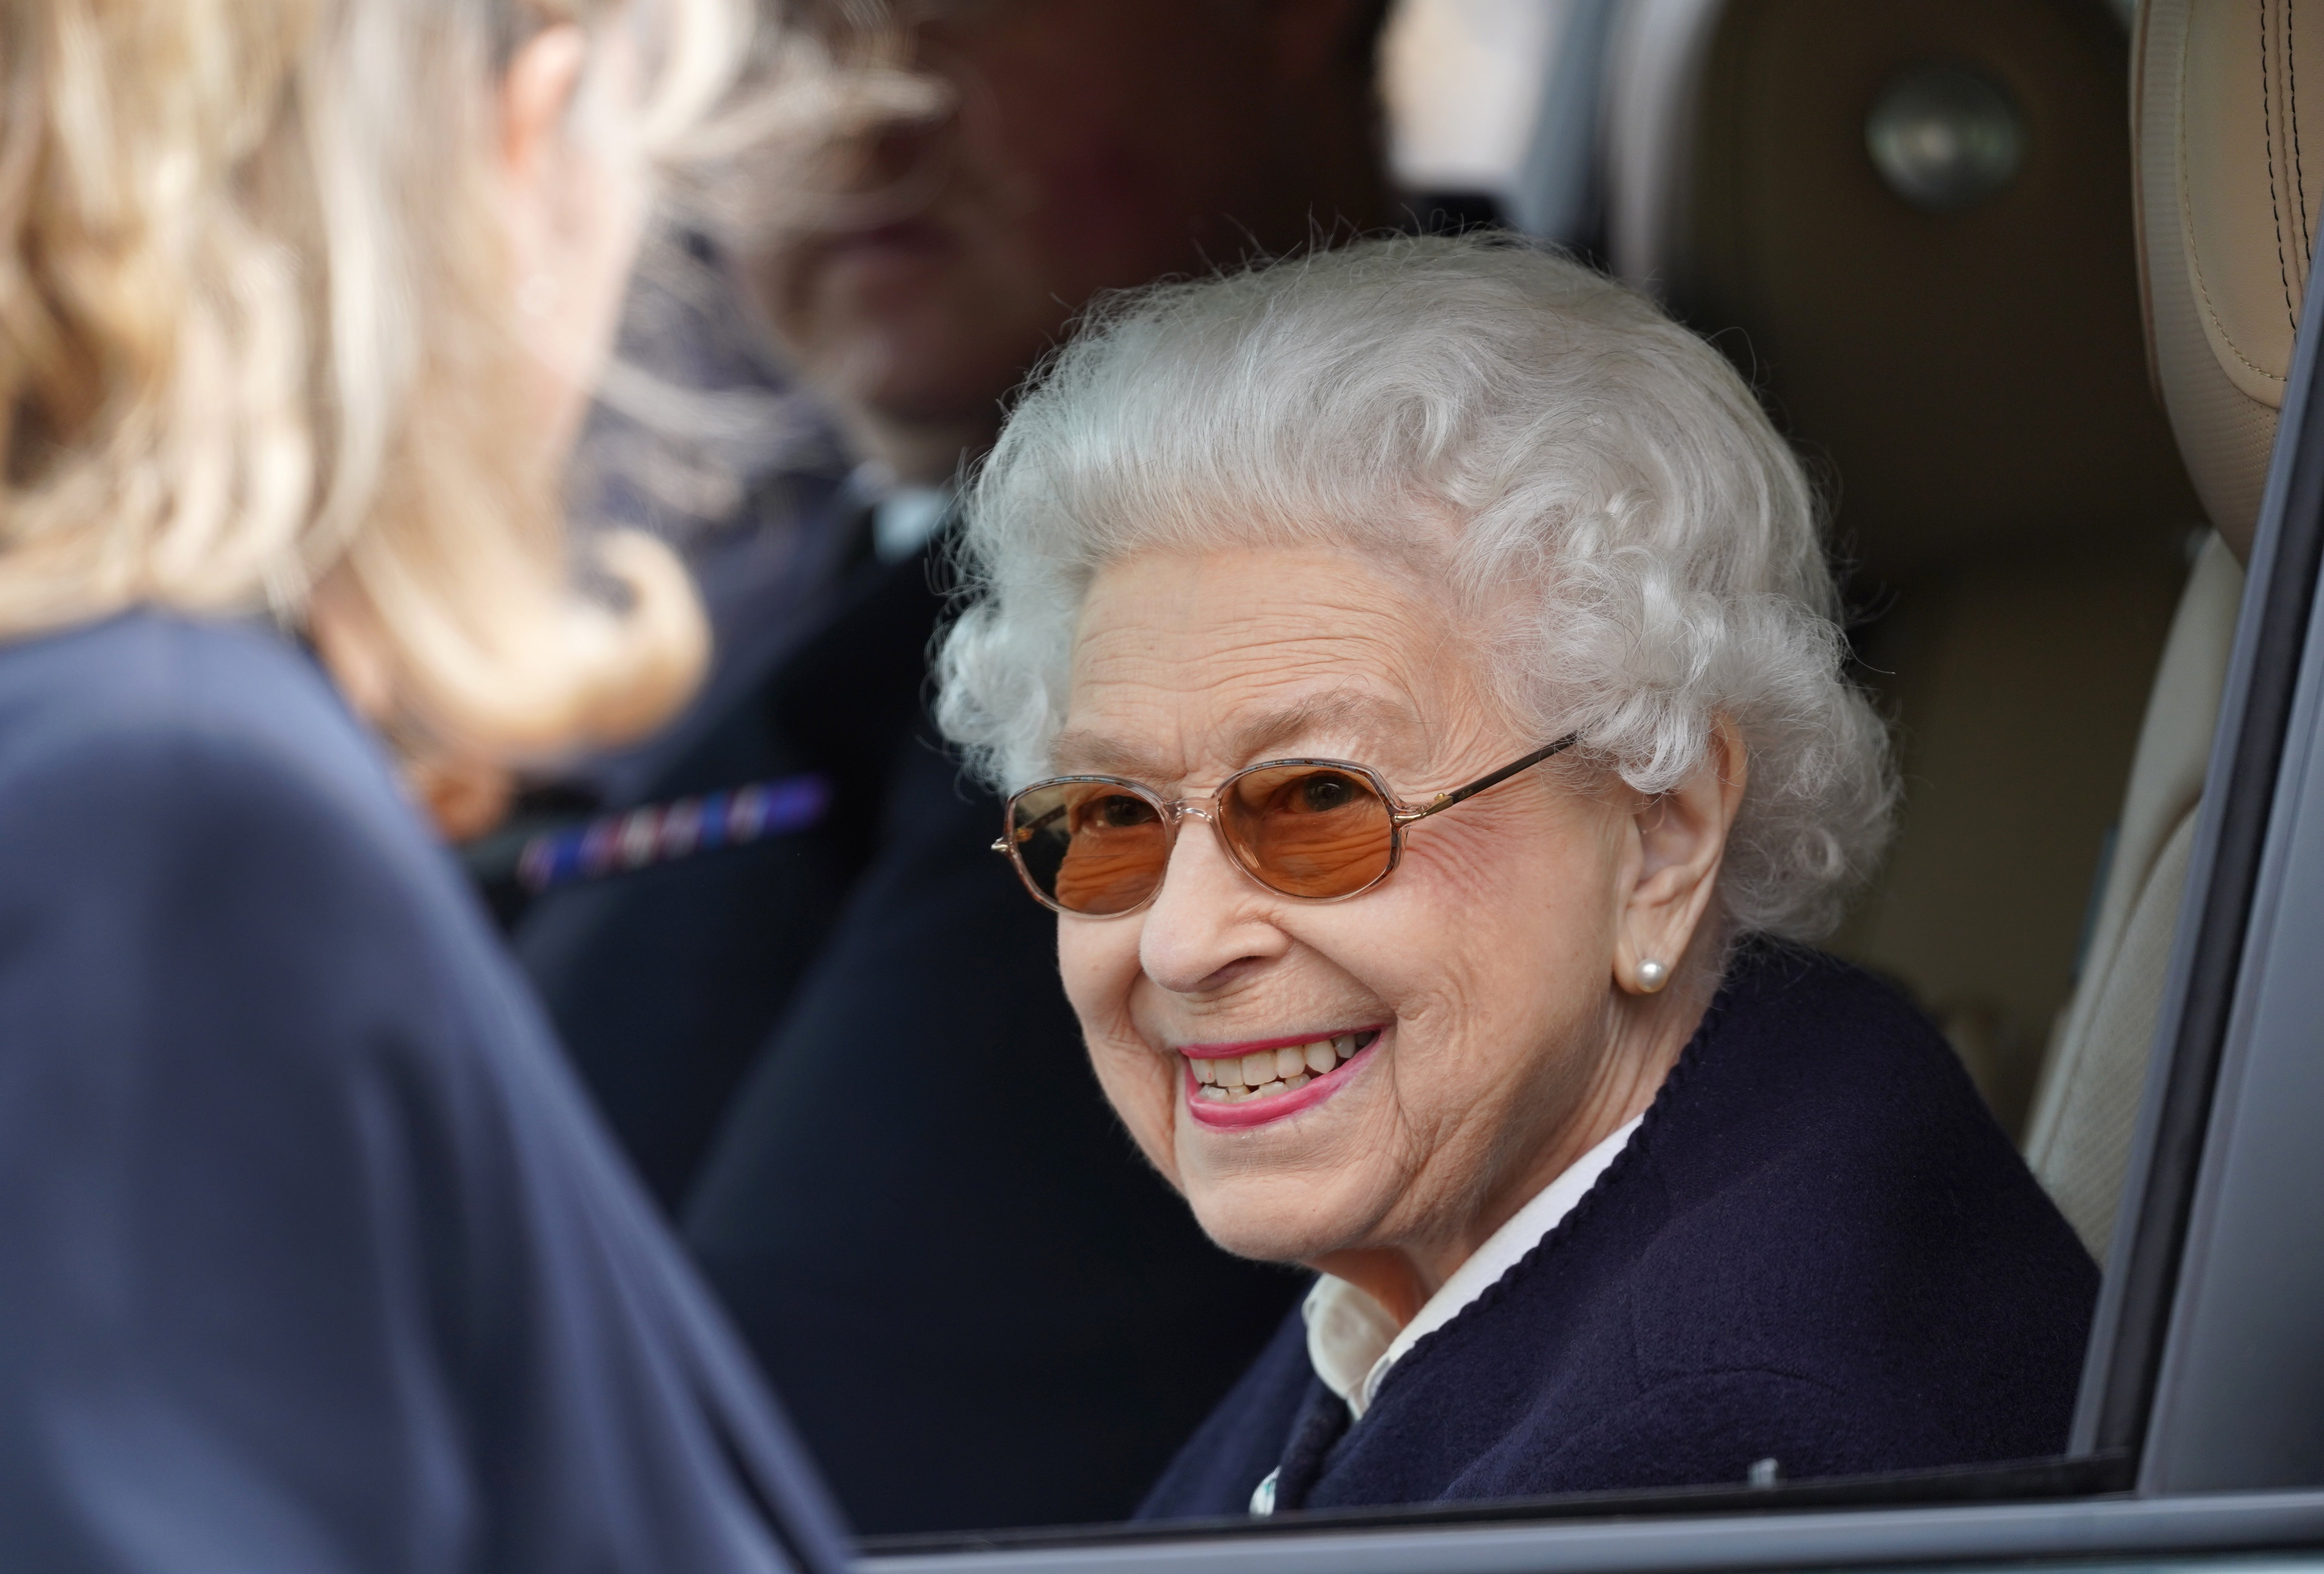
[{"xmin": 515, "ymin": 773, "xmax": 832, "ymax": 894}]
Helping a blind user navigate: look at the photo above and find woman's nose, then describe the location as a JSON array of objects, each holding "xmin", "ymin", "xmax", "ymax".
[{"xmin": 1137, "ymin": 820, "xmax": 1287, "ymax": 995}]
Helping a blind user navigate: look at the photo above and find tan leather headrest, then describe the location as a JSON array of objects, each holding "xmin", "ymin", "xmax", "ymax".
[
  {"xmin": 2137, "ymin": 0, "xmax": 2323, "ymax": 558},
  {"xmin": 1606, "ymin": 0, "xmax": 2198, "ymax": 580}
]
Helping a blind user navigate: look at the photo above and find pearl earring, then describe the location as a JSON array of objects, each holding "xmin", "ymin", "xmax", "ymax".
[{"xmin": 1635, "ymin": 958, "xmax": 1669, "ymax": 993}]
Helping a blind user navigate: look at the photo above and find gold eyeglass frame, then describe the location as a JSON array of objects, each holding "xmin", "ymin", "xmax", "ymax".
[{"xmin": 991, "ymin": 733, "xmax": 1580, "ymax": 917}]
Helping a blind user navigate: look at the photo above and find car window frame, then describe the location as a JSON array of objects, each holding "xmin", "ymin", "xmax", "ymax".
[{"xmin": 851, "ymin": 146, "xmax": 2324, "ymax": 1574}]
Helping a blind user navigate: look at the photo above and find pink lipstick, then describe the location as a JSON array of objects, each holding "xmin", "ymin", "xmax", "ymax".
[{"xmin": 1180, "ymin": 1027, "xmax": 1383, "ymax": 1130}]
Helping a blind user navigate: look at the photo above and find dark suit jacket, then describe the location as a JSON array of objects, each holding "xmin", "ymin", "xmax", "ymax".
[
  {"xmin": 514, "ymin": 514, "xmax": 927, "ymax": 1207},
  {"xmin": 515, "ymin": 523, "xmax": 1303, "ymax": 1534},
  {"xmin": 1141, "ymin": 946, "xmax": 2100, "ymax": 1519},
  {"xmin": 0, "ymin": 612, "xmax": 847, "ymax": 1573}
]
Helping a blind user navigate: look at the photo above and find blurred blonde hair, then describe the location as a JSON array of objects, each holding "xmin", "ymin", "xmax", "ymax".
[{"xmin": 0, "ymin": 0, "xmax": 843, "ymax": 759}]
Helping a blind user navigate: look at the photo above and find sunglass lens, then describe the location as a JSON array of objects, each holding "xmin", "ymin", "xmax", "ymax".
[
  {"xmin": 1008, "ymin": 781, "xmax": 1170, "ymax": 915},
  {"xmin": 1220, "ymin": 765, "xmax": 1395, "ymax": 899}
]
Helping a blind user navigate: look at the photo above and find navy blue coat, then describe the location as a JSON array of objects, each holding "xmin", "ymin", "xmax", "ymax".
[
  {"xmin": 1141, "ymin": 946, "xmax": 2100, "ymax": 1518},
  {"xmin": 0, "ymin": 612, "xmax": 847, "ymax": 1572}
]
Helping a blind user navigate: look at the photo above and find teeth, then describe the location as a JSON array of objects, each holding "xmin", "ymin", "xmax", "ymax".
[{"xmin": 1188, "ymin": 1035, "xmax": 1380, "ymax": 1106}]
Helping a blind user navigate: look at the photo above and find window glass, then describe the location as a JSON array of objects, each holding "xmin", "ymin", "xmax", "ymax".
[{"xmin": 525, "ymin": 0, "xmax": 2264, "ymax": 1557}]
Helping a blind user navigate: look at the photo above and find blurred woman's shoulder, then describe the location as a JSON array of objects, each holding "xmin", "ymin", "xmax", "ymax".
[
  {"xmin": 0, "ymin": 607, "xmax": 846, "ymax": 1569},
  {"xmin": 0, "ymin": 609, "xmax": 417, "ymax": 848},
  {"xmin": 0, "ymin": 604, "xmax": 462, "ymax": 897},
  {"xmin": 0, "ymin": 606, "xmax": 514, "ymax": 1075},
  {"xmin": 0, "ymin": 606, "xmax": 491, "ymax": 1064}
]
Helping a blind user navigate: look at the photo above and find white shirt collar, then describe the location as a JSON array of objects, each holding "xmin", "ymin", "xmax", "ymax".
[{"xmin": 1302, "ymin": 1115, "xmax": 1642, "ymax": 1420}]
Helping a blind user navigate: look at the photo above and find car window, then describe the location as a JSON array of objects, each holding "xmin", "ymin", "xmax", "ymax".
[
  {"xmin": 849, "ymin": 0, "xmax": 2320, "ymax": 1559},
  {"xmin": 513, "ymin": 0, "xmax": 2324, "ymax": 1564}
]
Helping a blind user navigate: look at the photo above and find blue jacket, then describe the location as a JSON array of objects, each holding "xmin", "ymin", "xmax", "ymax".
[
  {"xmin": 0, "ymin": 612, "xmax": 847, "ymax": 1572},
  {"xmin": 1141, "ymin": 946, "xmax": 2100, "ymax": 1518}
]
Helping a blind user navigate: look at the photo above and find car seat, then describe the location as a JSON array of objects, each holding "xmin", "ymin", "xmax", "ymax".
[
  {"xmin": 2024, "ymin": 0, "xmax": 2313, "ymax": 1261},
  {"xmin": 1600, "ymin": 0, "xmax": 2203, "ymax": 1136}
]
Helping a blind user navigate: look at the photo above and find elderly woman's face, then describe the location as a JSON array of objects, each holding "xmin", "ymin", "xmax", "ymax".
[{"xmin": 1053, "ymin": 545, "xmax": 1706, "ymax": 1275}]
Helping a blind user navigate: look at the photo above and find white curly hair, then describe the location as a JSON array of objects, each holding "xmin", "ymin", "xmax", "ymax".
[{"xmin": 934, "ymin": 232, "xmax": 1895, "ymax": 941}]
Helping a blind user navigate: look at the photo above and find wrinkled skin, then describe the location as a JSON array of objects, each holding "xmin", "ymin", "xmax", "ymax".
[{"xmin": 1052, "ymin": 545, "xmax": 1746, "ymax": 1322}]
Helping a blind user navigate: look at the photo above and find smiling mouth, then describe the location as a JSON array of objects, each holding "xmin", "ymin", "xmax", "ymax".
[{"xmin": 1185, "ymin": 1030, "xmax": 1381, "ymax": 1105}]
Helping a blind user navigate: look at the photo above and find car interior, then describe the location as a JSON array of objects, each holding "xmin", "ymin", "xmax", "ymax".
[
  {"xmin": 1605, "ymin": 0, "xmax": 2211, "ymax": 1197},
  {"xmin": 856, "ymin": 0, "xmax": 2324, "ymax": 1559},
  {"xmin": 1478, "ymin": 0, "xmax": 2271, "ymax": 1263},
  {"xmin": 2029, "ymin": 0, "xmax": 2307, "ymax": 1261}
]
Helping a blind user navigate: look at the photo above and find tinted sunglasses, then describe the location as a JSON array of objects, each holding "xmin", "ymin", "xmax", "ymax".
[{"xmin": 993, "ymin": 734, "xmax": 1579, "ymax": 917}]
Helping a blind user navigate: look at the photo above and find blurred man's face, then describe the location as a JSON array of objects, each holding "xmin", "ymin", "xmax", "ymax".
[{"xmin": 752, "ymin": 0, "xmax": 1381, "ymax": 476}]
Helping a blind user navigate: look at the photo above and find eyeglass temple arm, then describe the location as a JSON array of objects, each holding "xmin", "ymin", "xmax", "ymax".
[
  {"xmin": 1393, "ymin": 732, "xmax": 1581, "ymax": 825},
  {"xmin": 991, "ymin": 800, "xmax": 1069, "ymax": 854}
]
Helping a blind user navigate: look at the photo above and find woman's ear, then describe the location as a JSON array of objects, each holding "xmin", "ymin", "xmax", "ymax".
[
  {"xmin": 499, "ymin": 24, "xmax": 590, "ymax": 203},
  {"xmin": 492, "ymin": 24, "xmax": 597, "ymax": 459},
  {"xmin": 490, "ymin": 19, "xmax": 654, "ymax": 464},
  {"xmin": 1613, "ymin": 717, "xmax": 1748, "ymax": 994}
]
